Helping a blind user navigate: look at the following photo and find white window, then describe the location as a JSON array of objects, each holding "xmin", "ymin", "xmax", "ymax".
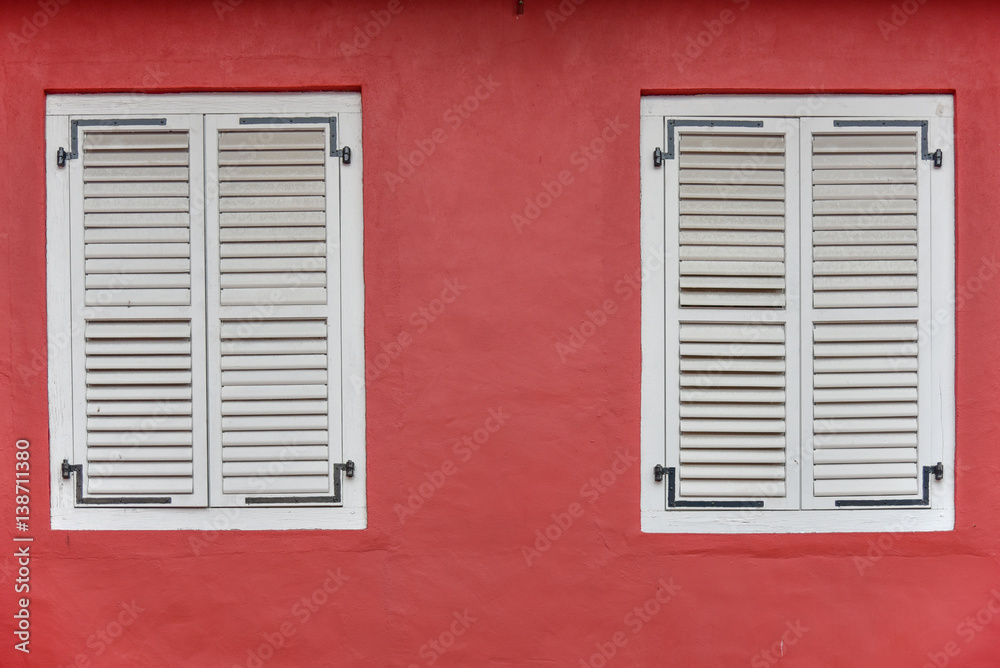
[
  {"xmin": 46, "ymin": 93, "xmax": 365, "ymax": 530},
  {"xmin": 640, "ymin": 95, "xmax": 954, "ymax": 533}
]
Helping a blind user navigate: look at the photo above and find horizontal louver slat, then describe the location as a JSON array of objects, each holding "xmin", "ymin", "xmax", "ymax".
[
  {"xmin": 678, "ymin": 322, "xmax": 786, "ymax": 499},
  {"xmin": 678, "ymin": 132, "xmax": 785, "ymax": 309},
  {"xmin": 811, "ymin": 131, "xmax": 919, "ymax": 310}
]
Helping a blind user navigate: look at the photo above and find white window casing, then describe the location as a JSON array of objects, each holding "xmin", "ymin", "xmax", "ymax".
[
  {"xmin": 47, "ymin": 93, "xmax": 365, "ymax": 530},
  {"xmin": 640, "ymin": 95, "xmax": 955, "ymax": 533}
]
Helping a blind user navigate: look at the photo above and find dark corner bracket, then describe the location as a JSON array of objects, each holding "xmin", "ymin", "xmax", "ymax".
[
  {"xmin": 245, "ymin": 460, "xmax": 355, "ymax": 506},
  {"xmin": 655, "ymin": 465, "xmax": 765, "ymax": 509},
  {"xmin": 56, "ymin": 118, "xmax": 167, "ymax": 167},
  {"xmin": 61, "ymin": 459, "xmax": 171, "ymax": 505},
  {"xmin": 653, "ymin": 119, "xmax": 764, "ymax": 167},
  {"xmin": 835, "ymin": 463, "xmax": 943, "ymax": 508},
  {"xmin": 833, "ymin": 119, "xmax": 943, "ymax": 167},
  {"xmin": 239, "ymin": 116, "xmax": 351, "ymax": 164}
]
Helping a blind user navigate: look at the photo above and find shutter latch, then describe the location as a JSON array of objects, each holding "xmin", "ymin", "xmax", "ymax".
[
  {"xmin": 932, "ymin": 462, "xmax": 944, "ymax": 481},
  {"xmin": 653, "ymin": 464, "xmax": 665, "ymax": 482}
]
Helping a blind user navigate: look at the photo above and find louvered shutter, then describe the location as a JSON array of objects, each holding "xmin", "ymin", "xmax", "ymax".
[
  {"xmin": 802, "ymin": 121, "xmax": 931, "ymax": 507},
  {"xmin": 664, "ymin": 120, "xmax": 800, "ymax": 508},
  {"xmin": 69, "ymin": 116, "xmax": 208, "ymax": 506},
  {"xmin": 205, "ymin": 116, "xmax": 343, "ymax": 506}
]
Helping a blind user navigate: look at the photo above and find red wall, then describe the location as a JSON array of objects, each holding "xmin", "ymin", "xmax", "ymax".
[{"xmin": 3, "ymin": 0, "xmax": 1000, "ymax": 666}]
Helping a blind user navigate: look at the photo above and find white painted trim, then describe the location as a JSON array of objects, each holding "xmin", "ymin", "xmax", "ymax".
[
  {"xmin": 640, "ymin": 94, "xmax": 955, "ymax": 533},
  {"xmin": 642, "ymin": 507, "xmax": 953, "ymax": 534},
  {"xmin": 50, "ymin": 506, "xmax": 366, "ymax": 531},
  {"xmin": 46, "ymin": 93, "xmax": 367, "ymax": 530},
  {"xmin": 641, "ymin": 95, "xmax": 953, "ymax": 120},
  {"xmin": 46, "ymin": 92, "xmax": 361, "ymax": 116}
]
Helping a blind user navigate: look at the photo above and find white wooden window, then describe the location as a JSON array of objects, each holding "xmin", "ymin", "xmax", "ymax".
[
  {"xmin": 46, "ymin": 94, "xmax": 365, "ymax": 530},
  {"xmin": 640, "ymin": 95, "xmax": 954, "ymax": 533}
]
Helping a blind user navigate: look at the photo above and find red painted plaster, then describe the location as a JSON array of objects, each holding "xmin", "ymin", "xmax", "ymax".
[{"xmin": 2, "ymin": 0, "xmax": 1000, "ymax": 666}]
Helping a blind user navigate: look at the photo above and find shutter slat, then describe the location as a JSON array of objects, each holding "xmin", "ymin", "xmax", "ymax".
[
  {"xmin": 86, "ymin": 289, "xmax": 191, "ymax": 306},
  {"xmin": 218, "ymin": 130, "xmax": 324, "ymax": 150},
  {"xmin": 222, "ymin": 400, "xmax": 328, "ymax": 416},
  {"xmin": 89, "ymin": 462, "xmax": 194, "ymax": 476},
  {"xmin": 219, "ymin": 181, "xmax": 326, "ymax": 197},
  {"xmin": 680, "ymin": 464, "xmax": 784, "ymax": 479},
  {"xmin": 812, "ymin": 169, "xmax": 916, "ymax": 185},
  {"xmin": 219, "ymin": 227, "xmax": 326, "ymax": 242},
  {"xmin": 681, "ymin": 434, "xmax": 785, "ymax": 449},
  {"xmin": 222, "ymin": 475, "xmax": 329, "ymax": 494},
  {"xmin": 813, "ymin": 478, "xmax": 918, "ymax": 497},
  {"xmin": 221, "ymin": 287, "xmax": 327, "ymax": 306},
  {"xmin": 220, "ymin": 165, "xmax": 325, "ymax": 181},
  {"xmin": 87, "ymin": 477, "xmax": 194, "ymax": 495},
  {"xmin": 814, "ymin": 291, "xmax": 917, "ymax": 308},
  {"xmin": 218, "ymin": 149, "xmax": 325, "ymax": 166},
  {"xmin": 814, "ymin": 448, "xmax": 918, "ymax": 464},
  {"xmin": 88, "ymin": 447, "xmax": 193, "ymax": 461},
  {"xmin": 221, "ymin": 384, "xmax": 327, "ymax": 400},
  {"xmin": 812, "ymin": 133, "xmax": 915, "ymax": 152},
  {"xmin": 680, "ymin": 450, "xmax": 786, "ymax": 464},
  {"xmin": 680, "ymin": 185, "xmax": 784, "ymax": 200},
  {"xmin": 681, "ymin": 480, "xmax": 786, "ymax": 497},
  {"xmin": 224, "ymin": 445, "xmax": 329, "ymax": 461},
  {"xmin": 814, "ymin": 432, "xmax": 917, "ymax": 448},
  {"xmin": 681, "ymin": 373, "xmax": 785, "ymax": 388},
  {"xmin": 221, "ymin": 430, "xmax": 328, "ymax": 446},
  {"xmin": 680, "ymin": 215, "xmax": 785, "ymax": 230},
  {"xmin": 222, "ymin": 461, "xmax": 329, "ymax": 476}
]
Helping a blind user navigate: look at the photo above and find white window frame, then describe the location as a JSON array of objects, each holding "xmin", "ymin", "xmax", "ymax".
[
  {"xmin": 46, "ymin": 93, "xmax": 366, "ymax": 530},
  {"xmin": 640, "ymin": 94, "xmax": 955, "ymax": 533}
]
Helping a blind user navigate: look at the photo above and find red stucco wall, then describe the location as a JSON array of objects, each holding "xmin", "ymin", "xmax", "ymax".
[{"xmin": 3, "ymin": 0, "xmax": 1000, "ymax": 666}]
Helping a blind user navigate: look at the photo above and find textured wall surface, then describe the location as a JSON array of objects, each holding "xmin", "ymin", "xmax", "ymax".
[{"xmin": 2, "ymin": 0, "xmax": 1000, "ymax": 666}]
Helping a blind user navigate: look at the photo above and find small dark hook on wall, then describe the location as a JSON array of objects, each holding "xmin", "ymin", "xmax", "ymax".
[{"xmin": 517, "ymin": 0, "xmax": 524, "ymax": 15}]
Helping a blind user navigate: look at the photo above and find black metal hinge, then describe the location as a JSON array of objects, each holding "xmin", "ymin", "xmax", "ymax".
[
  {"xmin": 239, "ymin": 116, "xmax": 351, "ymax": 164},
  {"xmin": 834, "ymin": 119, "xmax": 943, "ymax": 167},
  {"xmin": 244, "ymin": 460, "xmax": 355, "ymax": 505},
  {"xmin": 61, "ymin": 459, "xmax": 171, "ymax": 505},
  {"xmin": 653, "ymin": 119, "xmax": 764, "ymax": 167},
  {"xmin": 654, "ymin": 465, "xmax": 764, "ymax": 508},
  {"xmin": 835, "ymin": 462, "xmax": 944, "ymax": 507},
  {"xmin": 56, "ymin": 118, "xmax": 167, "ymax": 167}
]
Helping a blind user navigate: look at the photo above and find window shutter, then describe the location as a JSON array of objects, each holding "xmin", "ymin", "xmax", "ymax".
[
  {"xmin": 664, "ymin": 121, "xmax": 800, "ymax": 508},
  {"xmin": 803, "ymin": 122, "xmax": 929, "ymax": 507},
  {"xmin": 205, "ymin": 116, "xmax": 343, "ymax": 506},
  {"xmin": 69, "ymin": 116, "xmax": 208, "ymax": 506}
]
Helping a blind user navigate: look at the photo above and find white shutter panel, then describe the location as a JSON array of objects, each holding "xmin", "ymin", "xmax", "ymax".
[
  {"xmin": 803, "ymin": 122, "xmax": 931, "ymax": 507},
  {"xmin": 665, "ymin": 120, "xmax": 800, "ymax": 508},
  {"xmin": 205, "ymin": 116, "xmax": 343, "ymax": 506},
  {"xmin": 69, "ymin": 117, "xmax": 208, "ymax": 506}
]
